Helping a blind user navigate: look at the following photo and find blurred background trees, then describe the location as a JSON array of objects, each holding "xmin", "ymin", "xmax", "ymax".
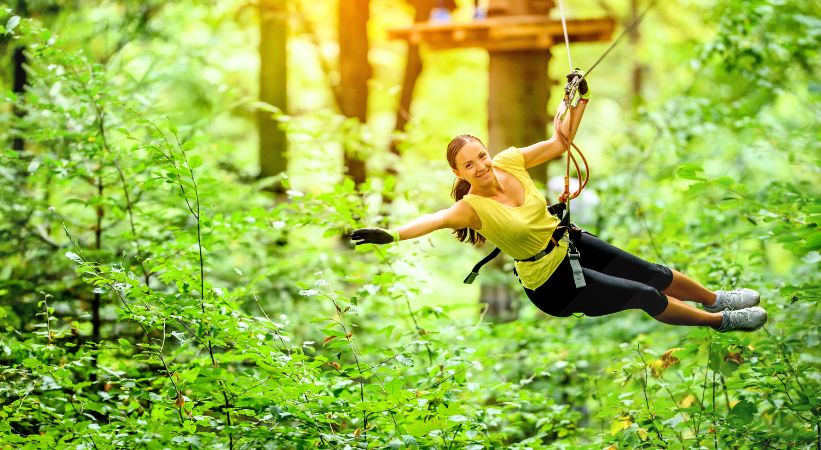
[{"xmin": 0, "ymin": 0, "xmax": 817, "ymax": 447}]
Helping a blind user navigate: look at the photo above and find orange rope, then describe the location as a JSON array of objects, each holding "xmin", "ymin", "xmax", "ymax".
[{"xmin": 553, "ymin": 105, "xmax": 589, "ymax": 204}]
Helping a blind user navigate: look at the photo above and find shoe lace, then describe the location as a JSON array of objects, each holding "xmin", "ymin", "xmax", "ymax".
[
  {"xmin": 723, "ymin": 311, "xmax": 738, "ymax": 329},
  {"xmin": 723, "ymin": 290, "xmax": 744, "ymax": 308},
  {"xmin": 726, "ymin": 308, "xmax": 758, "ymax": 330}
]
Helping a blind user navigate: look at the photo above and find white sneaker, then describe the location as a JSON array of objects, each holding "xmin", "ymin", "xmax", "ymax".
[
  {"xmin": 705, "ymin": 288, "xmax": 760, "ymax": 312},
  {"xmin": 717, "ymin": 307, "xmax": 767, "ymax": 333}
]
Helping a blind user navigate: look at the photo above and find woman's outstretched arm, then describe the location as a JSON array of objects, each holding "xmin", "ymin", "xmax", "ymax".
[{"xmin": 351, "ymin": 200, "xmax": 478, "ymax": 245}]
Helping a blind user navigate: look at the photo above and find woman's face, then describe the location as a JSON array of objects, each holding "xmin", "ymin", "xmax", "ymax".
[{"xmin": 452, "ymin": 140, "xmax": 493, "ymax": 186}]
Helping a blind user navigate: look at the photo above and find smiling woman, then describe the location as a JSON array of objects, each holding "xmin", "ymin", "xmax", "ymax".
[{"xmin": 350, "ymin": 72, "xmax": 767, "ymax": 334}]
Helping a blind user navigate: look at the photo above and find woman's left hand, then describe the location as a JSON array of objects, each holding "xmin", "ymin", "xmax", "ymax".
[{"xmin": 350, "ymin": 228, "xmax": 399, "ymax": 245}]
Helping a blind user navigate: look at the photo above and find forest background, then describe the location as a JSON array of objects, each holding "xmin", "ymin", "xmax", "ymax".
[{"xmin": 0, "ymin": 0, "xmax": 818, "ymax": 448}]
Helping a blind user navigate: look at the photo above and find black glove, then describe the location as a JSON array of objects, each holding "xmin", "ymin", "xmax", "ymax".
[
  {"xmin": 350, "ymin": 228, "xmax": 398, "ymax": 245},
  {"xmin": 566, "ymin": 69, "xmax": 588, "ymax": 95}
]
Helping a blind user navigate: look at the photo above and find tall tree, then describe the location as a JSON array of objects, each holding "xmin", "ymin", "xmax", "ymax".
[
  {"xmin": 11, "ymin": 1, "xmax": 28, "ymax": 152},
  {"xmin": 338, "ymin": 0, "xmax": 371, "ymax": 186},
  {"xmin": 258, "ymin": 0, "xmax": 288, "ymax": 186},
  {"xmin": 482, "ymin": 0, "xmax": 552, "ymax": 322},
  {"xmin": 629, "ymin": 0, "xmax": 644, "ymax": 110},
  {"xmin": 387, "ymin": 0, "xmax": 456, "ymax": 168}
]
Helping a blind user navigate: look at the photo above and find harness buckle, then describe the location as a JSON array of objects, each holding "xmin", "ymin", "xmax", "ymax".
[{"xmin": 567, "ymin": 249, "xmax": 586, "ymax": 289}]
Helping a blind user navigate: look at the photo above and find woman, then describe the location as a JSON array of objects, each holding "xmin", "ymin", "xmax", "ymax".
[{"xmin": 351, "ymin": 73, "xmax": 766, "ymax": 333}]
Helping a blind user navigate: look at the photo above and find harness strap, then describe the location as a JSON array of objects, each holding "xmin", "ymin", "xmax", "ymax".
[
  {"xmin": 463, "ymin": 247, "xmax": 501, "ymax": 284},
  {"xmin": 566, "ymin": 226, "xmax": 586, "ymax": 288},
  {"xmin": 517, "ymin": 203, "xmax": 571, "ymax": 262}
]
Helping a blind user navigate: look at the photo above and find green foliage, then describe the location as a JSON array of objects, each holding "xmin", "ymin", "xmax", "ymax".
[{"xmin": 1, "ymin": 0, "xmax": 818, "ymax": 448}]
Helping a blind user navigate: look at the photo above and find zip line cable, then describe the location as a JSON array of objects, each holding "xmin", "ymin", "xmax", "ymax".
[
  {"xmin": 554, "ymin": 0, "xmax": 659, "ymax": 204},
  {"xmin": 583, "ymin": 0, "xmax": 659, "ymax": 79},
  {"xmin": 557, "ymin": 0, "xmax": 574, "ymax": 72}
]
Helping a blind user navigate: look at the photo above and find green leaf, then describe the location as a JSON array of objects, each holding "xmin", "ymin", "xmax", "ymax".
[
  {"xmin": 384, "ymin": 175, "xmax": 396, "ymax": 193},
  {"xmin": 188, "ymin": 155, "xmax": 203, "ymax": 169},
  {"xmin": 65, "ymin": 252, "xmax": 83, "ymax": 264},
  {"xmin": 730, "ymin": 399, "xmax": 757, "ymax": 423},
  {"xmin": 685, "ymin": 181, "xmax": 710, "ymax": 196},
  {"xmin": 676, "ymin": 164, "xmax": 705, "ymax": 181},
  {"xmin": 395, "ymin": 354, "xmax": 414, "ymax": 367},
  {"xmin": 5, "ymin": 16, "xmax": 20, "ymax": 34},
  {"xmin": 662, "ymin": 413, "xmax": 685, "ymax": 428},
  {"xmin": 806, "ymin": 232, "xmax": 821, "ymax": 250},
  {"xmin": 22, "ymin": 357, "xmax": 41, "ymax": 368},
  {"xmin": 715, "ymin": 176, "xmax": 735, "ymax": 188}
]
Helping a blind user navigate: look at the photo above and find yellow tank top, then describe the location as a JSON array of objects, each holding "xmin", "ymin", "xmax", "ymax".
[{"xmin": 461, "ymin": 147, "xmax": 568, "ymax": 289}]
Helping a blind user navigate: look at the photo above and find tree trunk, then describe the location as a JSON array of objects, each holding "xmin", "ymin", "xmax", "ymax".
[
  {"xmin": 488, "ymin": 50, "xmax": 550, "ymax": 184},
  {"xmin": 389, "ymin": 0, "xmax": 456, "ymax": 162},
  {"xmin": 383, "ymin": 0, "xmax": 440, "ymax": 205},
  {"xmin": 258, "ymin": 0, "xmax": 288, "ymax": 187},
  {"xmin": 12, "ymin": 0, "xmax": 28, "ymax": 153},
  {"xmin": 629, "ymin": 0, "xmax": 644, "ymax": 110},
  {"xmin": 338, "ymin": 0, "xmax": 371, "ymax": 186},
  {"xmin": 484, "ymin": 48, "xmax": 551, "ymax": 322},
  {"xmin": 387, "ymin": 2, "xmax": 433, "ymax": 163}
]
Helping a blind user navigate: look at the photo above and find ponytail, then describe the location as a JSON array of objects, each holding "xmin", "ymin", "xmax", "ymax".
[{"xmin": 446, "ymin": 134, "xmax": 486, "ymax": 246}]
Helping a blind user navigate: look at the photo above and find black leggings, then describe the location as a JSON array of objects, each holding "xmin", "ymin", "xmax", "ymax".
[{"xmin": 523, "ymin": 231, "xmax": 673, "ymax": 317}]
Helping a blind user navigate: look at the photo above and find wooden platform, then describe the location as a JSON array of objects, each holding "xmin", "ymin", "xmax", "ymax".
[{"xmin": 389, "ymin": 16, "xmax": 615, "ymax": 52}]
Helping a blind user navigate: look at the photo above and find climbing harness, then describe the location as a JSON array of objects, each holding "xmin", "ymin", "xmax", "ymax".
[
  {"xmin": 464, "ymin": 202, "xmax": 586, "ymax": 288},
  {"xmin": 463, "ymin": 0, "xmax": 658, "ymax": 287},
  {"xmin": 464, "ymin": 203, "xmax": 569, "ymax": 284}
]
